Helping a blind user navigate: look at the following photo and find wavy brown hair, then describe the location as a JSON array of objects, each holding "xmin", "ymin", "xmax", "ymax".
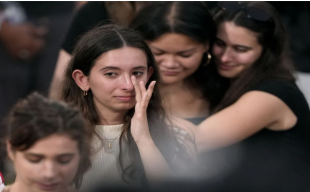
[
  {"xmin": 60, "ymin": 24, "xmax": 194, "ymax": 186},
  {"xmin": 3, "ymin": 92, "xmax": 91, "ymax": 188}
]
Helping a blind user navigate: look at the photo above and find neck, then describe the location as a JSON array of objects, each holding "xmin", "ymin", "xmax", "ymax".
[
  {"xmin": 160, "ymin": 81, "xmax": 209, "ymax": 118},
  {"xmin": 160, "ymin": 80, "xmax": 185, "ymax": 94},
  {"xmin": 95, "ymin": 103, "xmax": 127, "ymax": 125}
]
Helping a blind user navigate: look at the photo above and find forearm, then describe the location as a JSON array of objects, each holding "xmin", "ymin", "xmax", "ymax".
[
  {"xmin": 49, "ymin": 49, "xmax": 71, "ymax": 99},
  {"xmin": 136, "ymin": 139, "xmax": 172, "ymax": 185}
]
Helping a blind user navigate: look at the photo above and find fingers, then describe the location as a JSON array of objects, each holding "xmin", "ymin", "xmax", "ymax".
[
  {"xmin": 131, "ymin": 76, "xmax": 141, "ymax": 102},
  {"xmin": 146, "ymin": 81, "xmax": 156, "ymax": 101},
  {"xmin": 131, "ymin": 76, "xmax": 156, "ymax": 110}
]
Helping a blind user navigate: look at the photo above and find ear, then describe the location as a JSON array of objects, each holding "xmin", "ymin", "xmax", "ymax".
[
  {"xmin": 6, "ymin": 140, "xmax": 15, "ymax": 162},
  {"xmin": 72, "ymin": 69, "xmax": 89, "ymax": 91},
  {"xmin": 147, "ymin": 67, "xmax": 154, "ymax": 82}
]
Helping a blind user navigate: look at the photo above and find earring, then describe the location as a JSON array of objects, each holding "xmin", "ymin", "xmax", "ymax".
[
  {"xmin": 204, "ymin": 52, "xmax": 212, "ymax": 66},
  {"xmin": 83, "ymin": 88, "xmax": 88, "ymax": 96}
]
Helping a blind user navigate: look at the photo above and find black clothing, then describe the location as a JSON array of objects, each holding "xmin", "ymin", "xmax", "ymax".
[
  {"xmin": 62, "ymin": 2, "xmax": 109, "ymax": 54},
  {"xmin": 200, "ymin": 79, "xmax": 310, "ymax": 192},
  {"xmin": 270, "ymin": 2, "xmax": 310, "ymax": 73},
  {"xmin": 185, "ymin": 116, "xmax": 208, "ymax": 125},
  {"xmin": 0, "ymin": 2, "xmax": 75, "ymax": 175}
]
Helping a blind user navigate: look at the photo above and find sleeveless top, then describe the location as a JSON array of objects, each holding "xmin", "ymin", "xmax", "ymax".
[{"xmin": 199, "ymin": 79, "xmax": 310, "ymax": 191}]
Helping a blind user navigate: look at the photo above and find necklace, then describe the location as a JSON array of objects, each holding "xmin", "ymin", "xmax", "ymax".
[{"xmin": 103, "ymin": 135, "xmax": 120, "ymax": 153}]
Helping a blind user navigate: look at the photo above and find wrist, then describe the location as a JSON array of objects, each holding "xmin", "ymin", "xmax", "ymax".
[{"xmin": 136, "ymin": 137, "xmax": 155, "ymax": 148}]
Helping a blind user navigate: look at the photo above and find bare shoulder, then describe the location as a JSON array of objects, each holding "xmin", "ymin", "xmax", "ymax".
[
  {"xmin": 236, "ymin": 90, "xmax": 294, "ymax": 117},
  {"xmin": 237, "ymin": 90, "xmax": 284, "ymax": 105}
]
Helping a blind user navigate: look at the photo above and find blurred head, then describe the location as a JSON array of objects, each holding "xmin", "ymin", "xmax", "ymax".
[
  {"xmin": 212, "ymin": 1, "xmax": 293, "ymax": 79},
  {"xmin": 5, "ymin": 92, "xmax": 90, "ymax": 191},
  {"xmin": 62, "ymin": 24, "xmax": 159, "ymax": 126},
  {"xmin": 131, "ymin": 2, "xmax": 216, "ymax": 88}
]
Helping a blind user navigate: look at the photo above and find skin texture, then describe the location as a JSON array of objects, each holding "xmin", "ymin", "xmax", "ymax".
[
  {"xmin": 148, "ymin": 33, "xmax": 210, "ymax": 119},
  {"xmin": 7, "ymin": 134, "xmax": 80, "ymax": 192},
  {"xmin": 72, "ymin": 46, "xmax": 174, "ymax": 184},
  {"xmin": 72, "ymin": 46, "xmax": 153, "ymax": 125},
  {"xmin": 212, "ymin": 22, "xmax": 263, "ymax": 79},
  {"xmin": 148, "ymin": 33, "xmax": 208, "ymax": 86},
  {"xmin": 196, "ymin": 21, "xmax": 297, "ymax": 152}
]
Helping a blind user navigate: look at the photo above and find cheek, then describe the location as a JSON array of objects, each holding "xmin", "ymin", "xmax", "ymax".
[
  {"xmin": 180, "ymin": 55, "xmax": 203, "ymax": 69},
  {"xmin": 212, "ymin": 45, "xmax": 224, "ymax": 58},
  {"xmin": 89, "ymin": 77, "xmax": 112, "ymax": 93},
  {"xmin": 14, "ymin": 158, "xmax": 41, "ymax": 181},
  {"xmin": 60, "ymin": 158, "xmax": 80, "ymax": 182},
  {"xmin": 154, "ymin": 55, "xmax": 166, "ymax": 66},
  {"xmin": 237, "ymin": 52, "xmax": 260, "ymax": 67}
]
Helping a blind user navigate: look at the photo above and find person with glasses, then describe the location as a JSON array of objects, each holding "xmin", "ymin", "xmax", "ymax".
[
  {"xmin": 130, "ymin": 2, "xmax": 223, "ymax": 125},
  {"xmin": 1, "ymin": 92, "xmax": 91, "ymax": 192},
  {"xmin": 194, "ymin": 1, "xmax": 310, "ymax": 191}
]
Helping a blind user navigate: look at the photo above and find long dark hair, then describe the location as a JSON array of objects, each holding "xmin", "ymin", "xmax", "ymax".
[
  {"xmin": 4, "ymin": 92, "xmax": 91, "ymax": 188},
  {"xmin": 213, "ymin": 1, "xmax": 295, "ymax": 111},
  {"xmin": 61, "ymin": 24, "xmax": 193, "ymax": 185},
  {"xmin": 130, "ymin": 2, "xmax": 224, "ymax": 109}
]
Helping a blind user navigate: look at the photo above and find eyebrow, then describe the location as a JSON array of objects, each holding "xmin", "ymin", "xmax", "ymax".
[
  {"xmin": 100, "ymin": 66, "xmax": 147, "ymax": 71},
  {"xmin": 216, "ymin": 37, "xmax": 252, "ymax": 49},
  {"xmin": 150, "ymin": 45, "xmax": 197, "ymax": 54}
]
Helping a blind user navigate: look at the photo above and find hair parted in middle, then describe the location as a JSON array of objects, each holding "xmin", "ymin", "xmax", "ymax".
[
  {"xmin": 130, "ymin": 1, "xmax": 225, "ymax": 110},
  {"xmin": 60, "ymin": 24, "xmax": 194, "ymax": 185}
]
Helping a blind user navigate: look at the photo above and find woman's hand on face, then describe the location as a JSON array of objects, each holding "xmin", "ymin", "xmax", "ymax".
[{"xmin": 130, "ymin": 76, "xmax": 156, "ymax": 145}]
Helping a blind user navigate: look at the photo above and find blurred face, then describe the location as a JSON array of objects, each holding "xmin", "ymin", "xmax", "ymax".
[
  {"xmin": 8, "ymin": 134, "xmax": 80, "ymax": 192},
  {"xmin": 212, "ymin": 22, "xmax": 263, "ymax": 79},
  {"xmin": 87, "ymin": 47, "xmax": 152, "ymax": 113},
  {"xmin": 148, "ymin": 33, "xmax": 208, "ymax": 85}
]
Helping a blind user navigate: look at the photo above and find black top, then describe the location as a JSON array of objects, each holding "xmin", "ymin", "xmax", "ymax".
[
  {"xmin": 199, "ymin": 79, "xmax": 310, "ymax": 192},
  {"xmin": 185, "ymin": 116, "xmax": 208, "ymax": 125},
  {"xmin": 62, "ymin": 2, "xmax": 109, "ymax": 54}
]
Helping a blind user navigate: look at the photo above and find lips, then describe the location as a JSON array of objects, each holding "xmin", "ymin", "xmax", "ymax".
[
  {"xmin": 218, "ymin": 63, "xmax": 237, "ymax": 70},
  {"xmin": 161, "ymin": 70, "xmax": 180, "ymax": 76},
  {"xmin": 36, "ymin": 182, "xmax": 59, "ymax": 191},
  {"xmin": 115, "ymin": 96, "xmax": 135, "ymax": 101}
]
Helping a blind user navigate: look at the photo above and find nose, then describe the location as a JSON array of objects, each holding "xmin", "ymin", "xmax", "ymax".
[
  {"xmin": 160, "ymin": 55, "xmax": 179, "ymax": 69},
  {"xmin": 42, "ymin": 161, "xmax": 58, "ymax": 181},
  {"xmin": 120, "ymin": 74, "xmax": 134, "ymax": 91},
  {"xmin": 220, "ymin": 48, "xmax": 233, "ymax": 63}
]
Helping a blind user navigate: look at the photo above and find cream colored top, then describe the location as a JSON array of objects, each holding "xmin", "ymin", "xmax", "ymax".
[
  {"xmin": 80, "ymin": 124, "xmax": 130, "ymax": 192},
  {"xmin": 80, "ymin": 124, "xmax": 189, "ymax": 192}
]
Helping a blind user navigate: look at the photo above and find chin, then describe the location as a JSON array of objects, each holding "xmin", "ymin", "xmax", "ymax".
[
  {"xmin": 218, "ymin": 70, "xmax": 238, "ymax": 79},
  {"xmin": 115, "ymin": 103, "xmax": 136, "ymax": 111}
]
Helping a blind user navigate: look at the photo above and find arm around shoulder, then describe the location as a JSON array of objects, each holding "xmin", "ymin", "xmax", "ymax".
[{"xmin": 196, "ymin": 90, "xmax": 297, "ymax": 152}]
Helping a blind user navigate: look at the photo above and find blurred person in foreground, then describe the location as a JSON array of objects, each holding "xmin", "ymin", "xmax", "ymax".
[
  {"xmin": 0, "ymin": 1, "xmax": 75, "ymax": 174},
  {"xmin": 0, "ymin": 92, "xmax": 91, "ymax": 192}
]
